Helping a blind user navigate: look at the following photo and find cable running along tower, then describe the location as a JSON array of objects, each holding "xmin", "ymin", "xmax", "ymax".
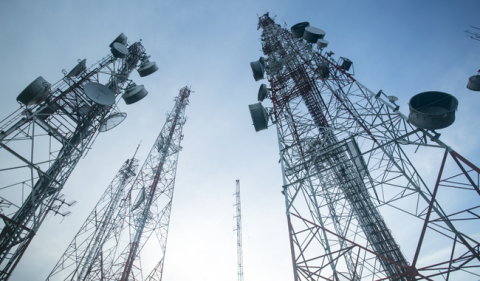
[
  {"xmin": 0, "ymin": 33, "xmax": 158, "ymax": 280},
  {"xmin": 234, "ymin": 179, "xmax": 244, "ymax": 281},
  {"xmin": 46, "ymin": 86, "xmax": 192, "ymax": 281},
  {"xmin": 249, "ymin": 13, "xmax": 479, "ymax": 280}
]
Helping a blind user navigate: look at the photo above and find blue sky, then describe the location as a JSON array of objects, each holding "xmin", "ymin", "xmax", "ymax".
[{"xmin": 0, "ymin": 0, "xmax": 479, "ymax": 280}]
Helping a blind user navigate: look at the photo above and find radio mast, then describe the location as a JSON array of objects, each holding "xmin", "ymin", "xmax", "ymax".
[
  {"xmin": 47, "ymin": 86, "xmax": 192, "ymax": 281},
  {"xmin": 234, "ymin": 179, "xmax": 244, "ymax": 281},
  {"xmin": 0, "ymin": 33, "xmax": 158, "ymax": 280},
  {"xmin": 249, "ymin": 13, "xmax": 480, "ymax": 280}
]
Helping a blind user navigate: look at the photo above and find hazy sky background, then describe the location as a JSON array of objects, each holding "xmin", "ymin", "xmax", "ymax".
[{"xmin": 0, "ymin": 0, "xmax": 479, "ymax": 280}]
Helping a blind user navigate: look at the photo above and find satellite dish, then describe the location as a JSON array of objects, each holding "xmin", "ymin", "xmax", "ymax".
[
  {"xmin": 303, "ymin": 27, "xmax": 326, "ymax": 43},
  {"xmin": 110, "ymin": 33, "xmax": 128, "ymax": 48},
  {"xmin": 122, "ymin": 85, "xmax": 148, "ymax": 105},
  {"xmin": 111, "ymin": 42, "xmax": 129, "ymax": 58},
  {"xmin": 17, "ymin": 76, "xmax": 51, "ymax": 106},
  {"xmin": 67, "ymin": 59, "xmax": 87, "ymax": 78},
  {"xmin": 317, "ymin": 39, "xmax": 329, "ymax": 48},
  {"xmin": 248, "ymin": 103, "xmax": 269, "ymax": 132},
  {"xmin": 291, "ymin": 22, "xmax": 310, "ymax": 38},
  {"xmin": 83, "ymin": 82, "xmax": 115, "ymax": 105},
  {"xmin": 387, "ymin": 95, "xmax": 398, "ymax": 103},
  {"xmin": 250, "ymin": 58, "xmax": 265, "ymax": 81},
  {"xmin": 137, "ymin": 61, "xmax": 159, "ymax": 77},
  {"xmin": 259, "ymin": 57, "xmax": 266, "ymax": 68},
  {"xmin": 258, "ymin": 84, "xmax": 269, "ymax": 102},
  {"xmin": 99, "ymin": 112, "xmax": 127, "ymax": 132},
  {"xmin": 408, "ymin": 91, "xmax": 458, "ymax": 130},
  {"xmin": 467, "ymin": 75, "xmax": 480, "ymax": 91}
]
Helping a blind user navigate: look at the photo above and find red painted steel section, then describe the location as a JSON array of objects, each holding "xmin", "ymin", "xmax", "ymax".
[
  {"xmin": 412, "ymin": 150, "xmax": 448, "ymax": 268},
  {"xmin": 289, "ymin": 213, "xmax": 432, "ymax": 281}
]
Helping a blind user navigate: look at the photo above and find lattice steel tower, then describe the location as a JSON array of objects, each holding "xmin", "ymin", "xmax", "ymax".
[
  {"xmin": 234, "ymin": 179, "xmax": 244, "ymax": 281},
  {"xmin": 0, "ymin": 33, "xmax": 158, "ymax": 280},
  {"xmin": 47, "ymin": 85, "xmax": 191, "ymax": 281},
  {"xmin": 248, "ymin": 13, "xmax": 479, "ymax": 280}
]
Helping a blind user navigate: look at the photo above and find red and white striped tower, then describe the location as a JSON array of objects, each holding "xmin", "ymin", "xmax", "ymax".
[
  {"xmin": 249, "ymin": 13, "xmax": 480, "ymax": 280},
  {"xmin": 46, "ymin": 86, "xmax": 191, "ymax": 281}
]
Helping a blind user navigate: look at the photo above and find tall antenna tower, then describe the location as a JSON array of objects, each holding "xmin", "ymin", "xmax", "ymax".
[
  {"xmin": 234, "ymin": 179, "xmax": 244, "ymax": 281},
  {"xmin": 47, "ymin": 86, "xmax": 192, "ymax": 281},
  {"xmin": 0, "ymin": 33, "xmax": 158, "ymax": 280},
  {"xmin": 249, "ymin": 13, "xmax": 479, "ymax": 280}
]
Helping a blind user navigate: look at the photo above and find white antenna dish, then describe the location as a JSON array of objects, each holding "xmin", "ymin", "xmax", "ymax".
[
  {"xmin": 387, "ymin": 95, "xmax": 398, "ymax": 103},
  {"xmin": 317, "ymin": 39, "xmax": 329, "ymax": 48},
  {"xmin": 259, "ymin": 57, "xmax": 266, "ymax": 68},
  {"xmin": 467, "ymin": 75, "xmax": 480, "ymax": 91},
  {"xmin": 99, "ymin": 112, "xmax": 127, "ymax": 132},
  {"xmin": 248, "ymin": 103, "xmax": 269, "ymax": 132},
  {"xmin": 122, "ymin": 85, "xmax": 148, "ymax": 105},
  {"xmin": 258, "ymin": 84, "xmax": 269, "ymax": 102},
  {"xmin": 17, "ymin": 76, "xmax": 51, "ymax": 106},
  {"xmin": 250, "ymin": 57, "xmax": 265, "ymax": 81},
  {"xmin": 137, "ymin": 61, "xmax": 159, "ymax": 77},
  {"xmin": 291, "ymin": 22, "xmax": 310, "ymax": 38},
  {"xmin": 67, "ymin": 59, "xmax": 87, "ymax": 78},
  {"xmin": 408, "ymin": 91, "xmax": 458, "ymax": 130},
  {"xmin": 303, "ymin": 27, "xmax": 326, "ymax": 43},
  {"xmin": 111, "ymin": 42, "xmax": 129, "ymax": 58},
  {"xmin": 83, "ymin": 82, "xmax": 115, "ymax": 105},
  {"xmin": 110, "ymin": 33, "xmax": 128, "ymax": 48}
]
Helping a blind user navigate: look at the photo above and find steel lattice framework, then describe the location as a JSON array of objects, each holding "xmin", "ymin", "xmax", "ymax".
[
  {"xmin": 254, "ymin": 13, "xmax": 480, "ymax": 280},
  {"xmin": 234, "ymin": 179, "xmax": 244, "ymax": 281},
  {"xmin": 0, "ymin": 39, "xmax": 153, "ymax": 280},
  {"xmin": 47, "ymin": 86, "xmax": 191, "ymax": 281}
]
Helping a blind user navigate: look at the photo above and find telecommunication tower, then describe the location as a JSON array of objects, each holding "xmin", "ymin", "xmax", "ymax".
[
  {"xmin": 47, "ymin": 86, "xmax": 192, "ymax": 281},
  {"xmin": 234, "ymin": 179, "xmax": 244, "ymax": 281},
  {"xmin": 249, "ymin": 13, "xmax": 479, "ymax": 280},
  {"xmin": 0, "ymin": 33, "xmax": 158, "ymax": 280}
]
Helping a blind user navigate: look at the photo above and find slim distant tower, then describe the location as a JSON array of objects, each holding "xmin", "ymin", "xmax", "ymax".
[
  {"xmin": 234, "ymin": 180, "xmax": 244, "ymax": 281},
  {"xmin": 249, "ymin": 13, "xmax": 480, "ymax": 280},
  {"xmin": 0, "ymin": 33, "xmax": 158, "ymax": 280},
  {"xmin": 47, "ymin": 86, "xmax": 191, "ymax": 281},
  {"xmin": 47, "ymin": 153, "xmax": 139, "ymax": 281}
]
